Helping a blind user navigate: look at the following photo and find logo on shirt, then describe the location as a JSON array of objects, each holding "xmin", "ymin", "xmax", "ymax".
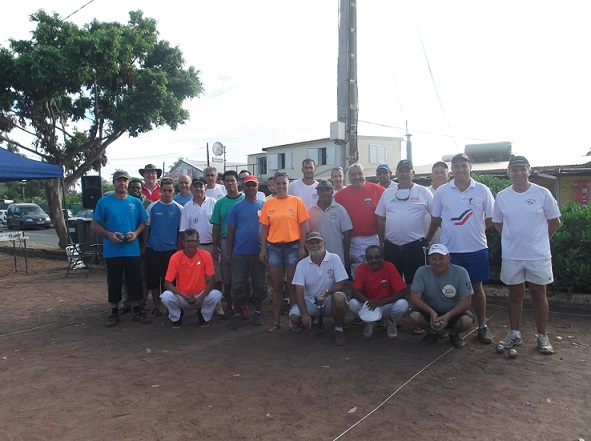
[
  {"xmin": 381, "ymin": 279, "xmax": 387, "ymax": 289},
  {"xmin": 451, "ymin": 209, "xmax": 474, "ymax": 226},
  {"xmin": 329, "ymin": 212, "xmax": 337, "ymax": 219},
  {"xmin": 327, "ymin": 269, "xmax": 334, "ymax": 279},
  {"xmin": 442, "ymin": 285, "xmax": 456, "ymax": 298},
  {"xmin": 525, "ymin": 199, "xmax": 535, "ymax": 205},
  {"xmin": 269, "ymin": 210, "xmax": 276, "ymax": 215},
  {"xmin": 257, "ymin": 210, "xmax": 262, "ymax": 217},
  {"xmin": 410, "ymin": 197, "xmax": 420, "ymax": 202},
  {"xmin": 312, "ymin": 194, "xmax": 318, "ymax": 199},
  {"xmin": 364, "ymin": 198, "xmax": 372, "ymax": 205},
  {"xmin": 287, "ymin": 208, "xmax": 295, "ymax": 214},
  {"xmin": 129, "ymin": 204, "xmax": 136, "ymax": 211},
  {"xmin": 192, "ymin": 217, "xmax": 200, "ymax": 224}
]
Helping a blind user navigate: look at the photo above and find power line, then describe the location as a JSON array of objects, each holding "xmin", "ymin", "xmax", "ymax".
[
  {"xmin": 357, "ymin": 119, "xmax": 488, "ymax": 142},
  {"xmin": 64, "ymin": 0, "xmax": 95, "ymax": 20}
]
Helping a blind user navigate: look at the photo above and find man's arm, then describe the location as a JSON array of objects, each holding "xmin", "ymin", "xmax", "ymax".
[
  {"xmin": 259, "ymin": 223, "xmax": 269, "ymax": 263},
  {"xmin": 91, "ymin": 219, "xmax": 123, "ymax": 244},
  {"xmin": 425, "ymin": 217, "xmax": 442, "ymax": 243},
  {"xmin": 195, "ymin": 274, "xmax": 216, "ymax": 308},
  {"xmin": 368, "ymin": 287, "xmax": 409, "ymax": 310},
  {"xmin": 226, "ymin": 225, "xmax": 236, "ymax": 264},
  {"xmin": 143, "ymin": 225, "xmax": 150, "ymax": 250},
  {"xmin": 494, "ymin": 222, "xmax": 503, "ymax": 234},
  {"xmin": 211, "ymin": 224, "xmax": 221, "ymax": 261},
  {"xmin": 548, "ymin": 217, "xmax": 561, "ymax": 238},
  {"xmin": 377, "ymin": 215, "xmax": 386, "ymax": 244},
  {"xmin": 298, "ymin": 221, "xmax": 307, "ymax": 259},
  {"xmin": 438, "ymin": 296, "xmax": 472, "ymax": 328},
  {"xmin": 484, "ymin": 217, "xmax": 494, "ymax": 230},
  {"xmin": 410, "ymin": 290, "xmax": 438, "ymax": 324},
  {"xmin": 295, "ymin": 284, "xmax": 312, "ymax": 329}
]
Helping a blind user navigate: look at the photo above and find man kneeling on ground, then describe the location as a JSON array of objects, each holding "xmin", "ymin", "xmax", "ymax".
[
  {"xmin": 409, "ymin": 244, "xmax": 474, "ymax": 348},
  {"xmin": 349, "ymin": 245, "xmax": 409, "ymax": 339},
  {"xmin": 289, "ymin": 231, "xmax": 349, "ymax": 346},
  {"xmin": 161, "ymin": 229, "xmax": 222, "ymax": 329}
]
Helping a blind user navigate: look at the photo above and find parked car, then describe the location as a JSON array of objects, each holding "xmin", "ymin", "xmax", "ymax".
[
  {"xmin": 68, "ymin": 210, "xmax": 94, "ymax": 242},
  {"xmin": 6, "ymin": 203, "xmax": 52, "ymax": 230},
  {"xmin": 0, "ymin": 209, "xmax": 7, "ymax": 225}
]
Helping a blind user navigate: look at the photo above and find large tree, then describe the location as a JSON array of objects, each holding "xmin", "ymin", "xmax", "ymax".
[{"xmin": 0, "ymin": 10, "xmax": 203, "ymax": 247}]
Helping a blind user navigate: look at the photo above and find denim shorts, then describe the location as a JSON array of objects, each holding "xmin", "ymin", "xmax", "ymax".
[{"xmin": 266, "ymin": 241, "xmax": 299, "ymax": 267}]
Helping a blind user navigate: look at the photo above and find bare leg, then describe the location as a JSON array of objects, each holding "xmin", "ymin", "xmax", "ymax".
[
  {"xmin": 528, "ymin": 282, "xmax": 549, "ymax": 334},
  {"xmin": 471, "ymin": 281, "xmax": 487, "ymax": 327},
  {"xmin": 269, "ymin": 266, "xmax": 285, "ymax": 324},
  {"xmin": 507, "ymin": 283, "xmax": 526, "ymax": 330},
  {"xmin": 284, "ymin": 266, "xmax": 297, "ymax": 305},
  {"xmin": 332, "ymin": 293, "xmax": 347, "ymax": 328}
]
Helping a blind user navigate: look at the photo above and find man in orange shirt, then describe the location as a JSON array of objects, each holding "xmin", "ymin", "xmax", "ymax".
[{"xmin": 160, "ymin": 229, "xmax": 222, "ymax": 329}]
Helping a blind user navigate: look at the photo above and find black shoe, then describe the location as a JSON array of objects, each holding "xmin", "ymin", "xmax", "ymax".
[
  {"xmin": 118, "ymin": 305, "xmax": 132, "ymax": 315},
  {"xmin": 172, "ymin": 309, "xmax": 184, "ymax": 329},
  {"xmin": 197, "ymin": 308, "xmax": 209, "ymax": 328},
  {"xmin": 449, "ymin": 333, "xmax": 465, "ymax": 348},
  {"xmin": 132, "ymin": 312, "xmax": 152, "ymax": 324},
  {"xmin": 420, "ymin": 333, "xmax": 438, "ymax": 346},
  {"xmin": 105, "ymin": 314, "xmax": 120, "ymax": 327}
]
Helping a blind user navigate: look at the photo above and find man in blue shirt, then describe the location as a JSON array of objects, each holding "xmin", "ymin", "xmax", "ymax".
[
  {"xmin": 91, "ymin": 170, "xmax": 151, "ymax": 327},
  {"xmin": 225, "ymin": 175, "xmax": 267, "ymax": 329}
]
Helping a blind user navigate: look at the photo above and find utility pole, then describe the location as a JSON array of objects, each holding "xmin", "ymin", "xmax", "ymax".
[
  {"xmin": 405, "ymin": 121, "xmax": 412, "ymax": 163},
  {"xmin": 336, "ymin": 0, "xmax": 358, "ymax": 169}
]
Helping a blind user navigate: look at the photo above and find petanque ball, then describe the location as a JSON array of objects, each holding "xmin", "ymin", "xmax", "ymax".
[
  {"xmin": 496, "ymin": 344, "xmax": 505, "ymax": 353},
  {"xmin": 508, "ymin": 349, "xmax": 517, "ymax": 359}
]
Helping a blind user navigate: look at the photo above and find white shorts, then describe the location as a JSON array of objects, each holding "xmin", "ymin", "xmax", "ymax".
[{"xmin": 500, "ymin": 259, "xmax": 553, "ymax": 285}]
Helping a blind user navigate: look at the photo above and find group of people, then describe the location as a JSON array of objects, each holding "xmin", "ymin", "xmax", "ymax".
[{"xmin": 90, "ymin": 154, "xmax": 561, "ymax": 354}]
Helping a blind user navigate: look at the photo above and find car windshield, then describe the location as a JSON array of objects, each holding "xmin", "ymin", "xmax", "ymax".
[{"xmin": 22, "ymin": 206, "xmax": 45, "ymax": 215}]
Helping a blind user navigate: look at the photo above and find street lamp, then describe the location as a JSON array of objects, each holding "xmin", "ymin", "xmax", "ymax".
[
  {"xmin": 212, "ymin": 142, "xmax": 226, "ymax": 172},
  {"xmin": 21, "ymin": 180, "xmax": 26, "ymax": 202}
]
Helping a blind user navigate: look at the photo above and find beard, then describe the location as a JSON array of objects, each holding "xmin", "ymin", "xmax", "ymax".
[{"xmin": 309, "ymin": 248, "xmax": 325, "ymax": 258}]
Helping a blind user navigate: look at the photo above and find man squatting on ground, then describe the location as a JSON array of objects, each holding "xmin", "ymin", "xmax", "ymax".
[
  {"xmin": 492, "ymin": 155, "xmax": 561, "ymax": 354},
  {"xmin": 160, "ymin": 229, "xmax": 223, "ymax": 329},
  {"xmin": 410, "ymin": 244, "xmax": 474, "ymax": 348},
  {"xmin": 91, "ymin": 170, "xmax": 152, "ymax": 327}
]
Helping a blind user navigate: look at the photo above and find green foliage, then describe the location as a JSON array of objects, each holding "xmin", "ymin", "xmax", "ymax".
[
  {"xmin": 473, "ymin": 174, "xmax": 510, "ymax": 197},
  {"xmin": 550, "ymin": 203, "xmax": 591, "ymax": 293}
]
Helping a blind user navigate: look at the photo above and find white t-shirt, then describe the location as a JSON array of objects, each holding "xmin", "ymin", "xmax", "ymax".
[
  {"xmin": 430, "ymin": 178, "xmax": 495, "ymax": 253},
  {"xmin": 492, "ymin": 183, "xmax": 561, "ymax": 260},
  {"xmin": 288, "ymin": 178, "xmax": 319, "ymax": 208},
  {"xmin": 179, "ymin": 196, "xmax": 217, "ymax": 243},
  {"xmin": 375, "ymin": 184, "xmax": 433, "ymax": 245},
  {"xmin": 292, "ymin": 251, "xmax": 349, "ymax": 301},
  {"xmin": 308, "ymin": 200, "xmax": 353, "ymax": 264},
  {"xmin": 205, "ymin": 184, "xmax": 227, "ymax": 201}
]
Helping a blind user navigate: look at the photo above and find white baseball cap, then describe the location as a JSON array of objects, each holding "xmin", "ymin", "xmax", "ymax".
[{"xmin": 428, "ymin": 243, "xmax": 449, "ymax": 256}]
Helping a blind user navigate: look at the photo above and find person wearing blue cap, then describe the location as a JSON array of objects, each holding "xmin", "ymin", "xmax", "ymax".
[{"xmin": 376, "ymin": 163, "xmax": 395, "ymax": 189}]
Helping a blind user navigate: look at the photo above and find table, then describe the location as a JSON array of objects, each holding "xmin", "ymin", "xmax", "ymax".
[{"xmin": 0, "ymin": 231, "xmax": 29, "ymax": 273}]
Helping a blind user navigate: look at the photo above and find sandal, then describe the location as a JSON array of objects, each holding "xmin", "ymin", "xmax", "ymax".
[{"xmin": 267, "ymin": 322, "xmax": 281, "ymax": 333}]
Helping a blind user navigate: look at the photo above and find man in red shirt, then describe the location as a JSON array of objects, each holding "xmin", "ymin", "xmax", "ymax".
[
  {"xmin": 139, "ymin": 164, "xmax": 162, "ymax": 202},
  {"xmin": 334, "ymin": 163, "xmax": 385, "ymax": 279},
  {"xmin": 349, "ymin": 245, "xmax": 408, "ymax": 338},
  {"xmin": 160, "ymin": 229, "xmax": 222, "ymax": 329}
]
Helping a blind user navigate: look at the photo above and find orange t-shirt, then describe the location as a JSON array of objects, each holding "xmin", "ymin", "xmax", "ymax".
[
  {"xmin": 165, "ymin": 249, "xmax": 214, "ymax": 294},
  {"xmin": 259, "ymin": 195, "xmax": 310, "ymax": 243}
]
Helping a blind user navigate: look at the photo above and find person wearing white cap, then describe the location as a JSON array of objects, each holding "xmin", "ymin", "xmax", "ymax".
[
  {"xmin": 289, "ymin": 231, "xmax": 349, "ymax": 346},
  {"xmin": 492, "ymin": 155, "xmax": 561, "ymax": 354},
  {"xmin": 409, "ymin": 243, "xmax": 474, "ymax": 348}
]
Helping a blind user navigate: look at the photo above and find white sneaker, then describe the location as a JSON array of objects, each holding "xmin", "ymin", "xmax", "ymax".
[
  {"xmin": 214, "ymin": 302, "xmax": 224, "ymax": 316},
  {"xmin": 386, "ymin": 319, "xmax": 398, "ymax": 338},
  {"xmin": 498, "ymin": 331, "xmax": 522, "ymax": 349},
  {"xmin": 362, "ymin": 321, "xmax": 375, "ymax": 338},
  {"xmin": 537, "ymin": 333, "xmax": 554, "ymax": 354}
]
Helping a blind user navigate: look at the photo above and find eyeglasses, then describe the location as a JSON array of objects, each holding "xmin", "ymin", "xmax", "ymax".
[
  {"xmin": 366, "ymin": 255, "xmax": 383, "ymax": 261},
  {"xmin": 274, "ymin": 172, "xmax": 289, "ymax": 178}
]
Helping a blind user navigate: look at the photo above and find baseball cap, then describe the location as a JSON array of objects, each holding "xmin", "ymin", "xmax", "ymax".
[
  {"xmin": 428, "ymin": 243, "xmax": 449, "ymax": 256},
  {"xmin": 432, "ymin": 161, "xmax": 448, "ymax": 169},
  {"xmin": 396, "ymin": 159, "xmax": 413, "ymax": 170},
  {"xmin": 191, "ymin": 177, "xmax": 206, "ymax": 186},
  {"xmin": 508, "ymin": 155, "xmax": 530, "ymax": 168},
  {"xmin": 376, "ymin": 163, "xmax": 391, "ymax": 172},
  {"xmin": 316, "ymin": 179, "xmax": 334, "ymax": 189},
  {"xmin": 243, "ymin": 175, "xmax": 258, "ymax": 185},
  {"xmin": 306, "ymin": 231, "xmax": 324, "ymax": 242},
  {"xmin": 113, "ymin": 170, "xmax": 130, "ymax": 181},
  {"xmin": 451, "ymin": 153, "xmax": 471, "ymax": 164}
]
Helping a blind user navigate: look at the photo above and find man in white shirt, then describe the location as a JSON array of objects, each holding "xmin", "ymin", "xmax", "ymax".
[
  {"xmin": 493, "ymin": 155, "xmax": 561, "ymax": 354},
  {"xmin": 426, "ymin": 153, "xmax": 495, "ymax": 345},
  {"xmin": 204, "ymin": 166, "xmax": 227, "ymax": 200},
  {"xmin": 425, "ymin": 161, "xmax": 451, "ymax": 244},
  {"xmin": 330, "ymin": 166, "xmax": 346, "ymax": 193},
  {"xmin": 288, "ymin": 158, "xmax": 318, "ymax": 208},
  {"xmin": 376, "ymin": 163, "xmax": 396, "ymax": 189},
  {"xmin": 376, "ymin": 159, "xmax": 433, "ymax": 285}
]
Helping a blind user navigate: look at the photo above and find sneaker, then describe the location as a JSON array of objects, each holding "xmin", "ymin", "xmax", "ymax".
[
  {"xmin": 151, "ymin": 307, "xmax": 162, "ymax": 317},
  {"xmin": 105, "ymin": 314, "xmax": 119, "ymax": 327},
  {"xmin": 477, "ymin": 326, "xmax": 493, "ymax": 344},
  {"xmin": 420, "ymin": 333, "xmax": 438, "ymax": 346},
  {"xmin": 281, "ymin": 301, "xmax": 291, "ymax": 316},
  {"xmin": 253, "ymin": 311, "xmax": 263, "ymax": 327},
  {"xmin": 132, "ymin": 312, "xmax": 152, "ymax": 324},
  {"xmin": 449, "ymin": 333, "xmax": 465, "ymax": 348},
  {"xmin": 118, "ymin": 305, "xmax": 132, "ymax": 315},
  {"xmin": 172, "ymin": 309, "xmax": 185, "ymax": 328},
  {"xmin": 241, "ymin": 305, "xmax": 249, "ymax": 320},
  {"xmin": 376, "ymin": 318, "xmax": 386, "ymax": 328},
  {"xmin": 221, "ymin": 305, "xmax": 234, "ymax": 320},
  {"xmin": 438, "ymin": 327, "xmax": 450, "ymax": 338},
  {"xmin": 362, "ymin": 321, "xmax": 375, "ymax": 338},
  {"xmin": 230, "ymin": 313, "xmax": 242, "ymax": 330},
  {"xmin": 214, "ymin": 302, "xmax": 224, "ymax": 316},
  {"xmin": 498, "ymin": 331, "xmax": 522, "ymax": 349},
  {"xmin": 537, "ymin": 333, "xmax": 554, "ymax": 354},
  {"xmin": 334, "ymin": 330, "xmax": 346, "ymax": 346},
  {"xmin": 386, "ymin": 319, "xmax": 398, "ymax": 339},
  {"xmin": 351, "ymin": 316, "xmax": 363, "ymax": 326},
  {"xmin": 198, "ymin": 308, "xmax": 209, "ymax": 328}
]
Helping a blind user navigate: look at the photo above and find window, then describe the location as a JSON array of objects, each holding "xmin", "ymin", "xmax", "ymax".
[
  {"xmin": 306, "ymin": 146, "xmax": 335, "ymax": 166},
  {"xmin": 269, "ymin": 152, "xmax": 292, "ymax": 170},
  {"xmin": 257, "ymin": 157, "xmax": 267, "ymax": 175},
  {"xmin": 369, "ymin": 144, "xmax": 387, "ymax": 164}
]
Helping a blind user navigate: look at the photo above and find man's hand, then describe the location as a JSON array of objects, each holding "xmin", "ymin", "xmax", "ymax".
[
  {"xmin": 301, "ymin": 313, "xmax": 313, "ymax": 330},
  {"xmin": 259, "ymin": 248, "xmax": 267, "ymax": 264},
  {"xmin": 367, "ymin": 299, "xmax": 382, "ymax": 310},
  {"xmin": 110, "ymin": 232, "xmax": 124, "ymax": 244},
  {"xmin": 124, "ymin": 231, "xmax": 137, "ymax": 242}
]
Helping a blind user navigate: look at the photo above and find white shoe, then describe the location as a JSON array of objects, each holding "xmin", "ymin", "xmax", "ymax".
[
  {"xmin": 498, "ymin": 331, "xmax": 522, "ymax": 349},
  {"xmin": 386, "ymin": 319, "xmax": 398, "ymax": 339},
  {"xmin": 214, "ymin": 302, "xmax": 224, "ymax": 316},
  {"xmin": 363, "ymin": 321, "xmax": 375, "ymax": 338},
  {"xmin": 537, "ymin": 333, "xmax": 554, "ymax": 354}
]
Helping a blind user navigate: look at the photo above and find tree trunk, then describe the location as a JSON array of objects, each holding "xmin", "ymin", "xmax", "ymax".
[{"xmin": 44, "ymin": 178, "xmax": 70, "ymax": 249}]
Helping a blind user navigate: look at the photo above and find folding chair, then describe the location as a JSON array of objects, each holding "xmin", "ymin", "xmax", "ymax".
[{"xmin": 65, "ymin": 219, "xmax": 94, "ymax": 277}]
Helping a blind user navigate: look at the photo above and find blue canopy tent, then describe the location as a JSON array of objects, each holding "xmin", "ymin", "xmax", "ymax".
[{"xmin": 0, "ymin": 148, "xmax": 63, "ymax": 181}]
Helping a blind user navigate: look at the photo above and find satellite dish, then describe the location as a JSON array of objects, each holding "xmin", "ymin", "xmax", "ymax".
[{"xmin": 212, "ymin": 142, "xmax": 224, "ymax": 157}]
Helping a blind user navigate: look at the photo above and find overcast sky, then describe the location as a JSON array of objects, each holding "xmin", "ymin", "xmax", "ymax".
[{"xmin": 2, "ymin": 0, "xmax": 590, "ymax": 178}]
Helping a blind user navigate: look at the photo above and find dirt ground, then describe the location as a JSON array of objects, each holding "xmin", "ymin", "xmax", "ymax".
[{"xmin": 1, "ymin": 251, "xmax": 590, "ymax": 441}]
